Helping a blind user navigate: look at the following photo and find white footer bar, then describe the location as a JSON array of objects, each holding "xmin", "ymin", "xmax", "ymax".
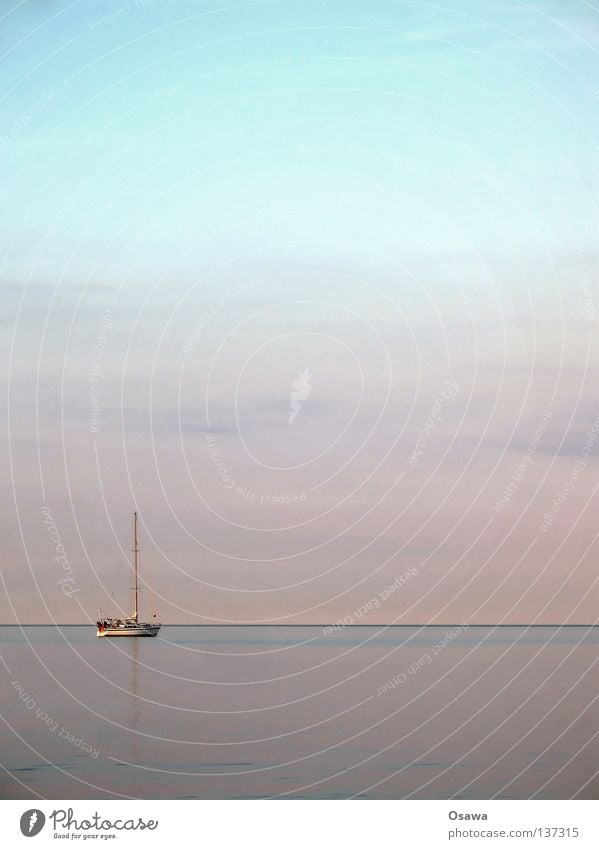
[{"xmin": 1, "ymin": 799, "xmax": 597, "ymax": 847}]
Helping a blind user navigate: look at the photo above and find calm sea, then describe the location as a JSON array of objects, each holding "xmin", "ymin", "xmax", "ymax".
[{"xmin": 1, "ymin": 626, "xmax": 597, "ymax": 799}]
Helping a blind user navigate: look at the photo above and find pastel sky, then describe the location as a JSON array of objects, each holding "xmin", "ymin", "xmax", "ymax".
[{"xmin": 2, "ymin": 0, "xmax": 599, "ymax": 624}]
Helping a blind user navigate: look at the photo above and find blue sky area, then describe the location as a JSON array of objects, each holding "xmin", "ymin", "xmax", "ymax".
[{"xmin": 2, "ymin": 1, "xmax": 599, "ymax": 624}]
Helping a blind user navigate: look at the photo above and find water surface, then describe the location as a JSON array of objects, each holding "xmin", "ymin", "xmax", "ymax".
[{"xmin": 1, "ymin": 625, "xmax": 597, "ymax": 799}]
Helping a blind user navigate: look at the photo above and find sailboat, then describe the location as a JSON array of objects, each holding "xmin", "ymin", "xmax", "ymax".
[{"xmin": 96, "ymin": 511, "xmax": 161, "ymax": 638}]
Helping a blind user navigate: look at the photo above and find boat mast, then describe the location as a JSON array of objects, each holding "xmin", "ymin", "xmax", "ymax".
[{"xmin": 132, "ymin": 511, "xmax": 139, "ymax": 623}]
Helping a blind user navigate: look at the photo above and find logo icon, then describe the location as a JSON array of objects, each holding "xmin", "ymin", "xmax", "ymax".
[
  {"xmin": 289, "ymin": 368, "xmax": 312, "ymax": 426},
  {"xmin": 20, "ymin": 810, "xmax": 45, "ymax": 837}
]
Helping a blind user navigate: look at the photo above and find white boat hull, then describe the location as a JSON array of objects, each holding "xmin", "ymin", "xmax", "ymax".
[{"xmin": 97, "ymin": 623, "xmax": 160, "ymax": 638}]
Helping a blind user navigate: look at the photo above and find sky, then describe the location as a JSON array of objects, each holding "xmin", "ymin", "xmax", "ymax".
[{"xmin": 1, "ymin": 0, "xmax": 599, "ymax": 624}]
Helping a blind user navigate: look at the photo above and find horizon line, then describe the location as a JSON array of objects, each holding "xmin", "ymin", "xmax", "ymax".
[{"xmin": 1, "ymin": 623, "xmax": 597, "ymax": 628}]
